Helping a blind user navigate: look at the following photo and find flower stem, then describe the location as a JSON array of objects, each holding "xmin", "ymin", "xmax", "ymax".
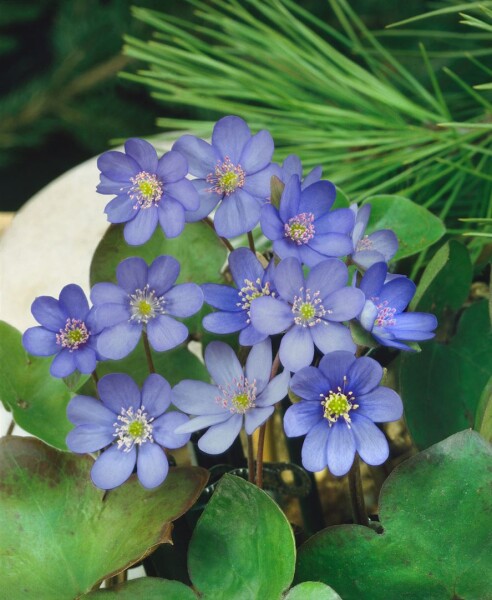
[
  {"xmin": 202, "ymin": 216, "xmax": 234, "ymax": 252},
  {"xmin": 247, "ymin": 230, "xmax": 256, "ymax": 253},
  {"xmin": 142, "ymin": 331, "xmax": 156, "ymax": 374},
  {"xmin": 91, "ymin": 370, "xmax": 99, "ymax": 387},
  {"xmin": 6, "ymin": 419, "xmax": 15, "ymax": 436},
  {"xmin": 104, "ymin": 570, "xmax": 127, "ymax": 588},
  {"xmin": 247, "ymin": 435, "xmax": 255, "ymax": 483},
  {"xmin": 348, "ymin": 454, "xmax": 369, "ymax": 527}
]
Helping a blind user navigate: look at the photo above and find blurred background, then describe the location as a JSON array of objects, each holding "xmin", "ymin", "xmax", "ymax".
[{"xmin": 3, "ymin": 0, "xmax": 487, "ymax": 212}]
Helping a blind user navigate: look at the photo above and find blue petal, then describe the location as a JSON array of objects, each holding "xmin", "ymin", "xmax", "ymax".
[
  {"xmin": 302, "ymin": 166, "xmax": 322, "ymax": 189},
  {"xmin": 124, "ymin": 138, "xmax": 158, "ymax": 172},
  {"xmin": 239, "ymin": 130, "xmax": 274, "ymax": 174},
  {"xmin": 152, "ymin": 411, "xmax": 191, "ymax": 448},
  {"xmin": 22, "ymin": 327, "xmax": 58, "ymax": 356},
  {"xmin": 175, "ymin": 413, "xmax": 230, "ymax": 433},
  {"xmin": 147, "ymin": 315, "xmax": 188, "ymax": 351},
  {"xmin": 298, "ymin": 180, "xmax": 336, "ymax": 217},
  {"xmin": 393, "ymin": 312, "xmax": 437, "ymax": 333},
  {"xmin": 204, "ymin": 341, "xmax": 243, "ymax": 387},
  {"xmin": 351, "ymin": 413, "xmax": 389, "ymax": 466},
  {"xmin": 368, "ymin": 229, "xmax": 398, "ymax": 261},
  {"xmin": 290, "ymin": 366, "xmax": 329, "ymax": 401},
  {"xmin": 148, "ymin": 255, "xmax": 180, "ymax": 296},
  {"xmin": 357, "ymin": 387, "xmax": 403, "ymax": 422},
  {"xmin": 31, "ymin": 296, "xmax": 66, "ymax": 332},
  {"xmin": 91, "ymin": 282, "xmax": 127, "ymax": 306},
  {"xmin": 311, "ymin": 322, "xmax": 356, "ymax": 355},
  {"xmin": 323, "ymin": 288, "xmax": 365, "ymax": 321},
  {"xmin": 281, "ymin": 155, "xmax": 302, "ymax": 181},
  {"xmin": 229, "ymin": 247, "xmax": 264, "ymax": 288},
  {"xmin": 279, "ymin": 326, "xmax": 314, "ymax": 372},
  {"xmin": 165, "ymin": 179, "xmax": 200, "ymax": 211},
  {"xmin": 279, "ymin": 175, "xmax": 301, "ymax": 222},
  {"xmin": 245, "ymin": 338, "xmax": 272, "ymax": 393},
  {"xmin": 172, "ymin": 380, "xmax": 224, "ymax": 415},
  {"xmin": 352, "ymin": 250, "xmax": 387, "ymax": 271},
  {"xmin": 97, "ymin": 150, "xmax": 139, "ymax": 180},
  {"xmin": 74, "ymin": 346, "xmax": 97, "ymax": 374},
  {"xmin": 67, "ymin": 395, "xmax": 116, "ymax": 426},
  {"xmin": 359, "ymin": 262, "xmax": 387, "ymax": 299},
  {"xmin": 59, "ymin": 284, "xmax": 89, "ymax": 320},
  {"xmin": 284, "ymin": 401, "xmax": 323, "ymax": 436},
  {"xmin": 273, "ymin": 238, "xmax": 302, "ymax": 262},
  {"xmin": 202, "ymin": 283, "xmax": 241, "ymax": 312},
  {"xmin": 141, "ymin": 373, "xmax": 172, "ymax": 417},
  {"xmin": 156, "ymin": 150, "xmax": 188, "ymax": 182},
  {"xmin": 158, "ymin": 198, "xmax": 185, "ymax": 238},
  {"xmin": 238, "ymin": 324, "xmax": 268, "ymax": 346},
  {"xmin": 243, "ymin": 164, "xmax": 281, "ymax": 197},
  {"xmin": 249, "ymin": 296, "xmax": 293, "ymax": 335},
  {"xmin": 203, "ymin": 311, "xmax": 247, "ymax": 334},
  {"xmin": 306, "ymin": 259, "xmax": 348, "ymax": 300},
  {"xmin": 359, "ymin": 301, "xmax": 378, "ymax": 332},
  {"xmin": 347, "ymin": 356, "xmax": 383, "ymax": 396},
  {"xmin": 198, "ymin": 413, "xmax": 243, "ymax": 454},
  {"xmin": 214, "ymin": 189, "xmax": 261, "ymax": 238},
  {"xmin": 50, "ymin": 349, "xmax": 76, "ymax": 378},
  {"xmin": 315, "ymin": 208, "xmax": 355, "ymax": 235},
  {"xmin": 163, "ymin": 283, "xmax": 203, "ymax": 318},
  {"xmin": 274, "ymin": 257, "xmax": 304, "ymax": 302},
  {"xmin": 378, "ymin": 278, "xmax": 416, "ymax": 313},
  {"xmin": 91, "ymin": 445, "xmax": 137, "ymax": 490},
  {"xmin": 172, "ymin": 135, "xmax": 218, "ymax": 178},
  {"xmin": 212, "ymin": 116, "xmax": 251, "ymax": 164},
  {"xmin": 308, "ymin": 233, "xmax": 353, "ymax": 258},
  {"xmin": 98, "ymin": 373, "xmax": 141, "ymax": 413},
  {"xmin": 97, "ymin": 174, "xmax": 129, "ymax": 195},
  {"xmin": 116, "ymin": 256, "xmax": 148, "ymax": 294},
  {"xmin": 104, "ymin": 195, "xmax": 137, "ymax": 224},
  {"xmin": 90, "ymin": 303, "xmax": 129, "ymax": 333},
  {"xmin": 256, "ymin": 368, "xmax": 290, "ymax": 407},
  {"xmin": 97, "ymin": 321, "xmax": 142, "ymax": 360},
  {"xmin": 137, "ymin": 443, "xmax": 169, "ymax": 489},
  {"xmin": 184, "ymin": 179, "xmax": 220, "ymax": 222},
  {"xmin": 260, "ymin": 204, "xmax": 284, "ymax": 241},
  {"xmin": 326, "ymin": 421, "xmax": 356, "ymax": 477},
  {"xmin": 124, "ymin": 207, "xmax": 159, "ymax": 246},
  {"xmin": 353, "ymin": 203, "xmax": 371, "ymax": 240},
  {"xmin": 244, "ymin": 406, "xmax": 274, "ymax": 435},
  {"xmin": 66, "ymin": 424, "xmax": 114, "ymax": 454},
  {"xmin": 300, "ymin": 420, "xmax": 330, "ymax": 472},
  {"xmin": 318, "ymin": 351, "xmax": 356, "ymax": 389}
]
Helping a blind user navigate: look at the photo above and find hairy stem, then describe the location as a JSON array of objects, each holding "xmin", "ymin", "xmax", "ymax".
[
  {"xmin": 348, "ymin": 454, "xmax": 369, "ymax": 526},
  {"xmin": 247, "ymin": 435, "xmax": 255, "ymax": 483},
  {"xmin": 247, "ymin": 230, "xmax": 256, "ymax": 254},
  {"xmin": 142, "ymin": 331, "xmax": 156, "ymax": 374}
]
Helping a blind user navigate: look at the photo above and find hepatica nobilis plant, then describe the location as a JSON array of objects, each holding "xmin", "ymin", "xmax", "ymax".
[{"xmin": 16, "ymin": 114, "xmax": 445, "ymax": 595}]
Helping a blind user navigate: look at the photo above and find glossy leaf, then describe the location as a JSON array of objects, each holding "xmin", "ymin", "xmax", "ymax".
[
  {"xmin": 188, "ymin": 474, "xmax": 296, "ymax": 599},
  {"xmin": 84, "ymin": 577, "xmax": 197, "ymax": 599},
  {"xmin": 333, "ymin": 186, "xmax": 350, "ymax": 209},
  {"xmin": 285, "ymin": 582, "xmax": 342, "ymax": 600},
  {"xmin": 296, "ymin": 431, "xmax": 492, "ymax": 600},
  {"xmin": 475, "ymin": 376, "xmax": 492, "ymax": 443},
  {"xmin": 0, "ymin": 321, "xmax": 72, "ymax": 450},
  {"xmin": 400, "ymin": 300, "xmax": 492, "ymax": 448},
  {"xmin": 0, "ymin": 437, "xmax": 208, "ymax": 600},
  {"xmin": 363, "ymin": 195, "xmax": 445, "ymax": 260}
]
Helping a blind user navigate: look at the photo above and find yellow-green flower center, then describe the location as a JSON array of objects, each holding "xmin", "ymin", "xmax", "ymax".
[
  {"xmin": 128, "ymin": 420, "xmax": 145, "ymax": 438},
  {"xmin": 206, "ymin": 157, "xmax": 246, "ymax": 196},
  {"xmin": 129, "ymin": 171, "xmax": 163, "ymax": 209},
  {"xmin": 232, "ymin": 393, "xmax": 250, "ymax": 411},
  {"xmin": 56, "ymin": 318, "xmax": 90, "ymax": 351},
  {"xmin": 219, "ymin": 171, "xmax": 239, "ymax": 193},
  {"xmin": 129, "ymin": 285, "xmax": 166, "ymax": 324},
  {"xmin": 321, "ymin": 382, "xmax": 358, "ymax": 427},
  {"xmin": 114, "ymin": 406, "xmax": 154, "ymax": 452},
  {"xmin": 299, "ymin": 302, "xmax": 316, "ymax": 320}
]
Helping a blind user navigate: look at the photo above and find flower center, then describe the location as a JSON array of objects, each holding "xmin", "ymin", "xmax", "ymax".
[
  {"xmin": 114, "ymin": 405, "xmax": 154, "ymax": 452},
  {"xmin": 284, "ymin": 213, "xmax": 315, "ymax": 245},
  {"xmin": 321, "ymin": 379, "xmax": 358, "ymax": 427},
  {"xmin": 292, "ymin": 288, "xmax": 330, "ymax": 327},
  {"xmin": 129, "ymin": 285, "xmax": 166, "ymax": 324},
  {"xmin": 216, "ymin": 376, "xmax": 257, "ymax": 414},
  {"xmin": 128, "ymin": 171, "xmax": 163, "ymax": 209},
  {"xmin": 374, "ymin": 299, "xmax": 397, "ymax": 327},
  {"xmin": 56, "ymin": 318, "xmax": 89, "ymax": 351},
  {"xmin": 206, "ymin": 157, "xmax": 246, "ymax": 196},
  {"xmin": 237, "ymin": 278, "xmax": 275, "ymax": 323}
]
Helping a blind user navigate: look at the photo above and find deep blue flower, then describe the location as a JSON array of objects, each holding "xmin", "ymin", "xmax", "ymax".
[
  {"xmin": 172, "ymin": 115, "xmax": 278, "ymax": 237},
  {"xmin": 284, "ymin": 351, "xmax": 403, "ymax": 476},
  {"xmin": 66, "ymin": 373, "xmax": 190, "ymax": 489},
  {"xmin": 260, "ymin": 175, "xmax": 354, "ymax": 266},
  {"xmin": 277, "ymin": 154, "xmax": 322, "ymax": 189},
  {"xmin": 358, "ymin": 262, "xmax": 437, "ymax": 350},
  {"xmin": 350, "ymin": 203, "xmax": 398, "ymax": 270},
  {"xmin": 91, "ymin": 255, "xmax": 203, "ymax": 360},
  {"xmin": 202, "ymin": 248, "xmax": 276, "ymax": 346},
  {"xmin": 97, "ymin": 138, "xmax": 199, "ymax": 245},
  {"xmin": 172, "ymin": 339, "xmax": 290, "ymax": 455},
  {"xmin": 250, "ymin": 257, "xmax": 365, "ymax": 372},
  {"xmin": 22, "ymin": 284, "xmax": 100, "ymax": 378}
]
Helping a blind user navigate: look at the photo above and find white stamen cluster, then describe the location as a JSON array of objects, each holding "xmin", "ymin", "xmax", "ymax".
[
  {"xmin": 284, "ymin": 212, "xmax": 315, "ymax": 245},
  {"xmin": 56, "ymin": 318, "xmax": 89, "ymax": 351},
  {"xmin": 206, "ymin": 156, "xmax": 246, "ymax": 196},
  {"xmin": 292, "ymin": 287, "xmax": 330, "ymax": 327},
  {"xmin": 113, "ymin": 405, "xmax": 154, "ymax": 452},
  {"xmin": 320, "ymin": 376, "xmax": 358, "ymax": 428},
  {"xmin": 216, "ymin": 376, "xmax": 257, "ymax": 414},
  {"xmin": 237, "ymin": 278, "xmax": 275, "ymax": 323},
  {"xmin": 129, "ymin": 284, "xmax": 166, "ymax": 324}
]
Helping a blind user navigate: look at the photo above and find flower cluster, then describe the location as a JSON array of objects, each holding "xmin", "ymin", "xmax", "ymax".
[{"xmin": 23, "ymin": 114, "xmax": 437, "ymax": 490}]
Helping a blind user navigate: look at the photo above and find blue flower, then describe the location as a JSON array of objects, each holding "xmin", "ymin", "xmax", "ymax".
[
  {"xmin": 284, "ymin": 351, "xmax": 403, "ymax": 476},
  {"xmin": 172, "ymin": 115, "xmax": 279, "ymax": 238},
  {"xmin": 260, "ymin": 175, "xmax": 354, "ymax": 266},
  {"xmin": 277, "ymin": 154, "xmax": 322, "ymax": 189},
  {"xmin": 22, "ymin": 284, "xmax": 100, "ymax": 378},
  {"xmin": 91, "ymin": 255, "xmax": 203, "ymax": 360},
  {"xmin": 202, "ymin": 248, "xmax": 276, "ymax": 346},
  {"xmin": 97, "ymin": 138, "xmax": 199, "ymax": 245},
  {"xmin": 172, "ymin": 339, "xmax": 290, "ymax": 455},
  {"xmin": 66, "ymin": 373, "xmax": 190, "ymax": 489},
  {"xmin": 350, "ymin": 203, "xmax": 398, "ymax": 270},
  {"xmin": 250, "ymin": 257, "xmax": 365, "ymax": 372},
  {"xmin": 358, "ymin": 262, "xmax": 437, "ymax": 350}
]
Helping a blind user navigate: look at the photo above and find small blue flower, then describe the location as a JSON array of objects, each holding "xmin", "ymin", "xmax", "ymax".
[
  {"xmin": 173, "ymin": 115, "xmax": 279, "ymax": 237},
  {"xmin": 66, "ymin": 373, "xmax": 191, "ymax": 489},
  {"xmin": 350, "ymin": 203, "xmax": 398, "ymax": 270},
  {"xmin": 284, "ymin": 351, "xmax": 403, "ymax": 476},
  {"xmin": 91, "ymin": 255, "xmax": 204, "ymax": 360},
  {"xmin": 277, "ymin": 154, "xmax": 322, "ymax": 189},
  {"xmin": 358, "ymin": 262, "xmax": 437, "ymax": 350},
  {"xmin": 97, "ymin": 138, "xmax": 199, "ymax": 245},
  {"xmin": 22, "ymin": 284, "xmax": 100, "ymax": 378},
  {"xmin": 250, "ymin": 257, "xmax": 365, "ymax": 372},
  {"xmin": 202, "ymin": 248, "xmax": 276, "ymax": 346},
  {"xmin": 172, "ymin": 339, "xmax": 290, "ymax": 455},
  {"xmin": 260, "ymin": 175, "xmax": 354, "ymax": 266}
]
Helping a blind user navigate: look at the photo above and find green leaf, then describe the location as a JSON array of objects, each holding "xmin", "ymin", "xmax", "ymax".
[
  {"xmin": 188, "ymin": 474, "xmax": 296, "ymax": 599},
  {"xmin": 285, "ymin": 582, "xmax": 342, "ymax": 600},
  {"xmin": 475, "ymin": 376, "xmax": 492, "ymax": 443},
  {"xmin": 333, "ymin": 186, "xmax": 351, "ymax": 209},
  {"xmin": 84, "ymin": 577, "xmax": 197, "ymax": 599},
  {"xmin": 0, "ymin": 321, "xmax": 72, "ymax": 450},
  {"xmin": 0, "ymin": 437, "xmax": 208, "ymax": 600},
  {"xmin": 295, "ymin": 430, "xmax": 492, "ymax": 600},
  {"xmin": 400, "ymin": 300, "xmax": 492, "ymax": 448},
  {"xmin": 362, "ymin": 195, "xmax": 445, "ymax": 260},
  {"xmin": 410, "ymin": 240, "xmax": 472, "ymax": 326}
]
